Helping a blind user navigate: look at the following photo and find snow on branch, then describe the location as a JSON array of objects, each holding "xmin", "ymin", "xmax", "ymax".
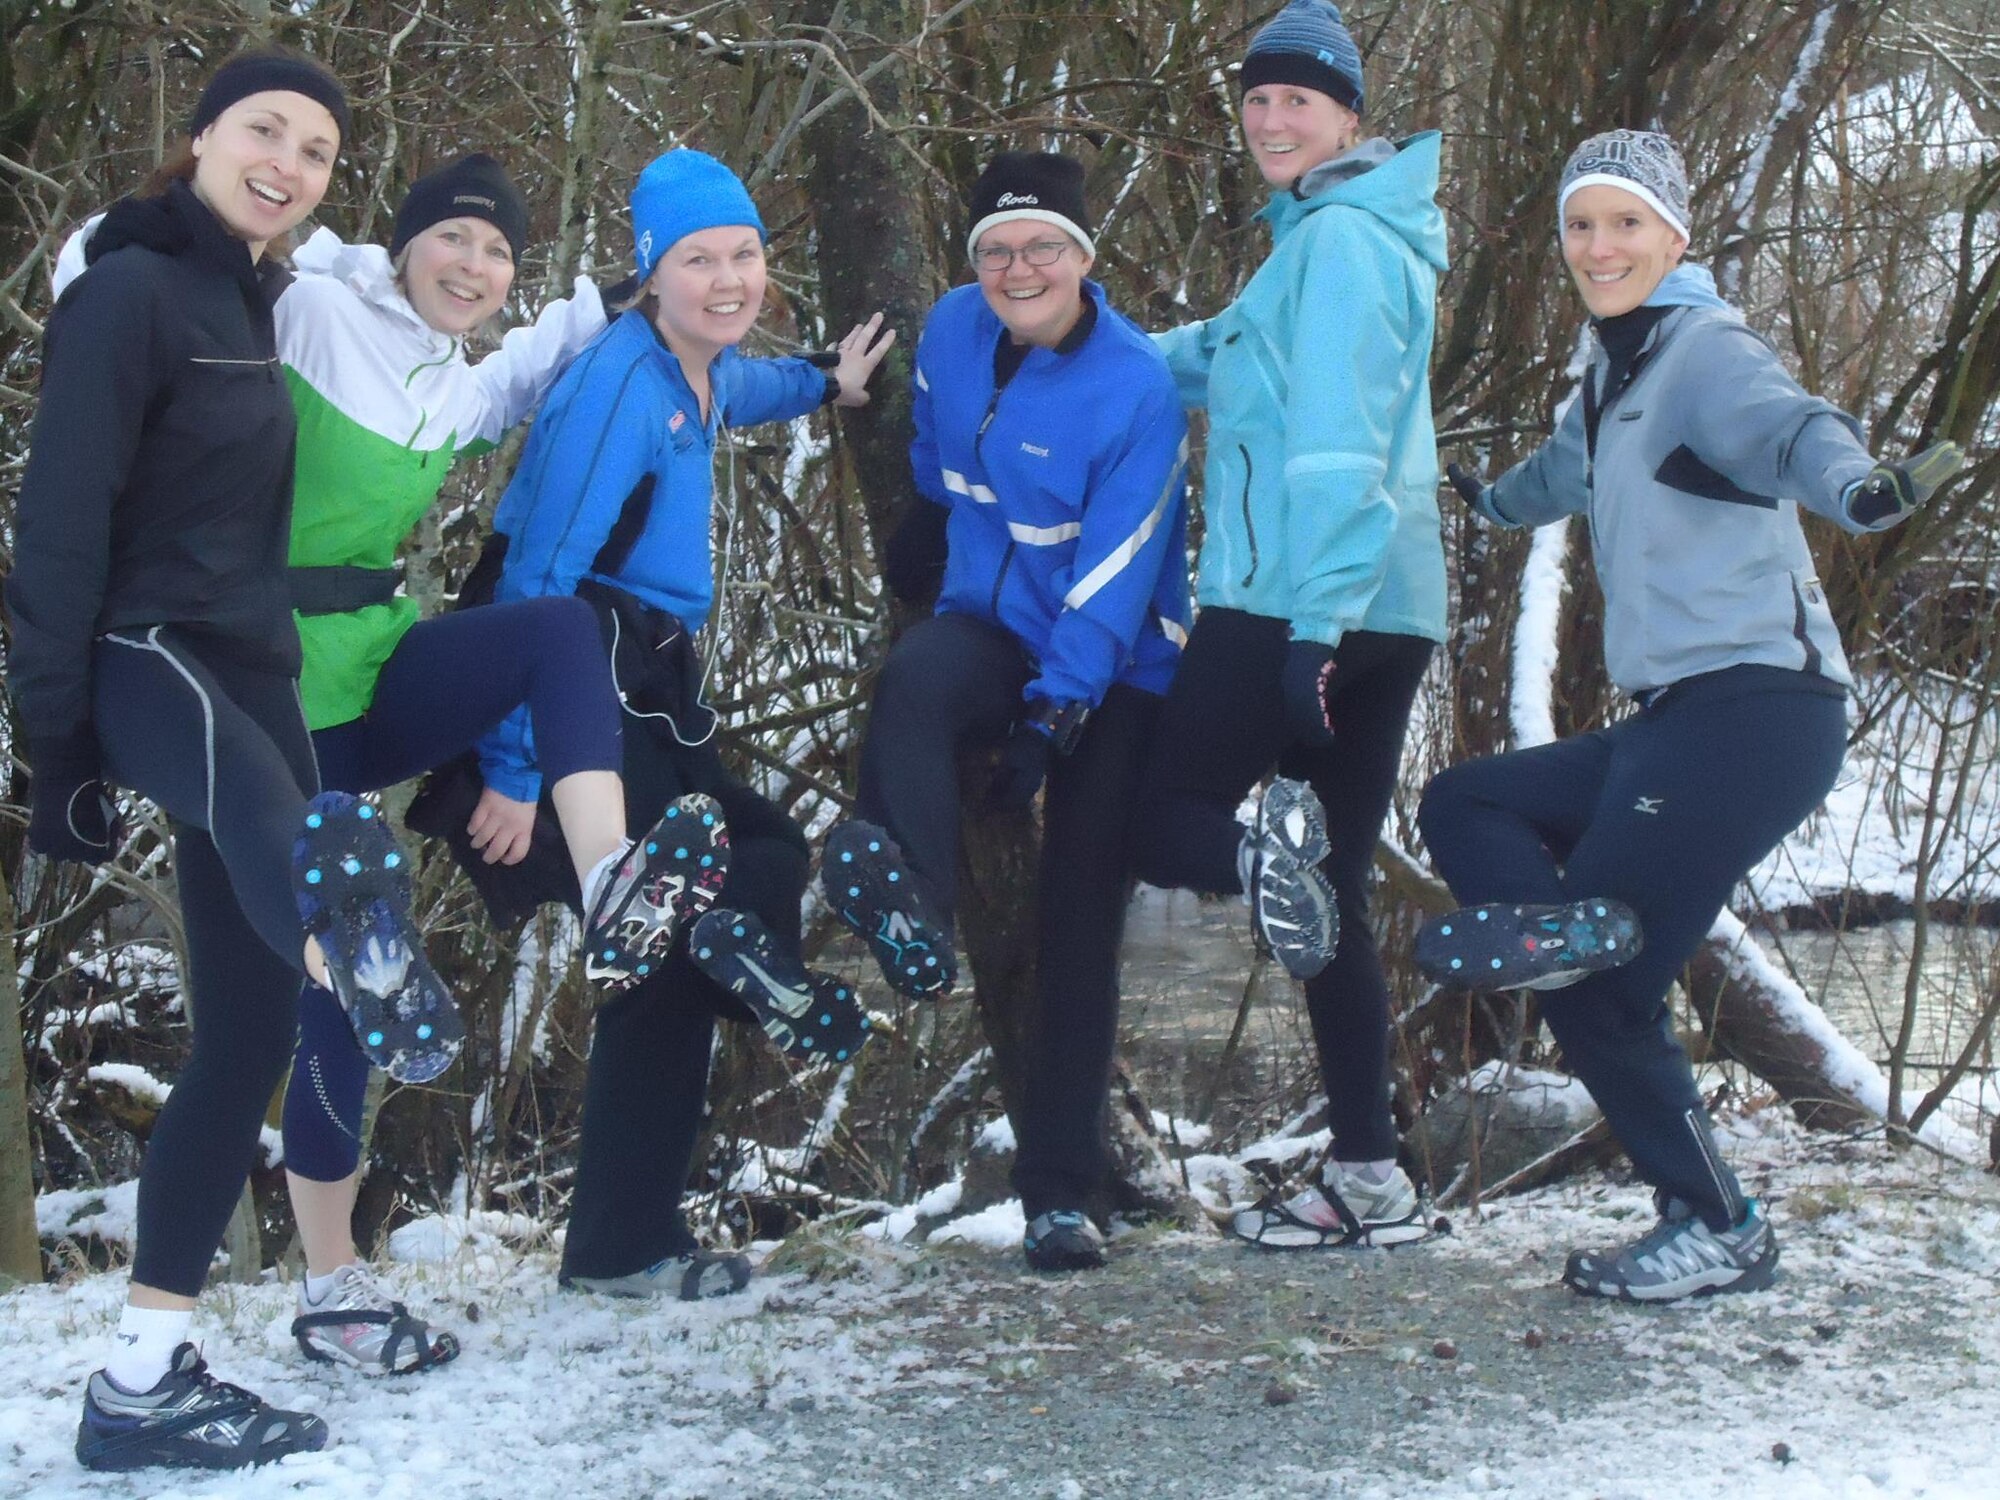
[{"xmin": 1717, "ymin": 4, "xmax": 1840, "ymax": 301}]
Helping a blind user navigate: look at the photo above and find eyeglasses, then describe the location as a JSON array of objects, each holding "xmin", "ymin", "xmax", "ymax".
[{"xmin": 973, "ymin": 239, "xmax": 1072, "ymax": 273}]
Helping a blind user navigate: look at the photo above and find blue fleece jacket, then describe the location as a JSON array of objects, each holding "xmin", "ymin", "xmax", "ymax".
[
  {"xmin": 910, "ymin": 280, "xmax": 1192, "ymax": 705},
  {"xmin": 1153, "ymin": 132, "xmax": 1449, "ymax": 647},
  {"xmin": 476, "ymin": 309, "xmax": 825, "ymax": 799}
]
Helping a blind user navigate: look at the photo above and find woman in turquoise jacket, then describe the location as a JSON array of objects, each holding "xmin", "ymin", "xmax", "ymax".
[{"xmin": 1129, "ymin": 0, "xmax": 1447, "ymax": 1249}]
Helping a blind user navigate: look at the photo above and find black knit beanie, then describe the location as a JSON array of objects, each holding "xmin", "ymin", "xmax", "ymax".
[
  {"xmin": 391, "ymin": 154, "xmax": 530, "ymax": 261},
  {"xmin": 189, "ymin": 50, "xmax": 351, "ymax": 147},
  {"xmin": 964, "ymin": 152, "xmax": 1096, "ymax": 260}
]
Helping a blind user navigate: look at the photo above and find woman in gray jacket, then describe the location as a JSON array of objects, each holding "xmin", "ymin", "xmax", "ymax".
[{"xmin": 1419, "ymin": 129, "xmax": 1959, "ymax": 1303}]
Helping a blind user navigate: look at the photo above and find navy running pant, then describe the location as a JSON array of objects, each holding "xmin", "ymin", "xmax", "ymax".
[
  {"xmin": 1417, "ymin": 665, "xmax": 1847, "ymax": 1228},
  {"xmin": 856, "ymin": 611, "xmax": 1160, "ymax": 1219},
  {"xmin": 1130, "ymin": 608, "xmax": 1434, "ymax": 1167},
  {"xmin": 559, "ymin": 708, "xmax": 810, "ymax": 1282},
  {"xmin": 284, "ymin": 597, "xmax": 621, "ymax": 1182},
  {"xmin": 92, "ymin": 627, "xmax": 319, "ymax": 1296}
]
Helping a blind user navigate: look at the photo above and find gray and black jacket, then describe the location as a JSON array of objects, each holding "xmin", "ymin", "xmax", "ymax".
[{"xmin": 1478, "ymin": 265, "xmax": 1883, "ymax": 695}]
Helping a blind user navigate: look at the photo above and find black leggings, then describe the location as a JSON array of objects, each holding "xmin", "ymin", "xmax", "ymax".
[
  {"xmin": 856, "ymin": 611, "xmax": 1160, "ymax": 1218},
  {"xmin": 1130, "ymin": 608, "xmax": 1434, "ymax": 1165},
  {"xmin": 558, "ymin": 709, "xmax": 810, "ymax": 1282},
  {"xmin": 1418, "ymin": 667, "xmax": 1847, "ymax": 1227},
  {"xmin": 92, "ymin": 627, "xmax": 319, "ymax": 1297},
  {"xmin": 283, "ymin": 596, "xmax": 620, "ymax": 1183}
]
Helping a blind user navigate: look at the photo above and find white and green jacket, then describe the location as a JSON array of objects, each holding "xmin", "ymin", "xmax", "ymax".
[{"xmin": 55, "ymin": 223, "xmax": 608, "ymax": 728}]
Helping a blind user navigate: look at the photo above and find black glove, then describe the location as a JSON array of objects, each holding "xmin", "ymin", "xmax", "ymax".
[
  {"xmin": 1445, "ymin": 461, "xmax": 1489, "ymax": 511},
  {"xmin": 882, "ymin": 499, "xmax": 950, "ymax": 606},
  {"xmin": 1281, "ymin": 639, "xmax": 1339, "ymax": 748},
  {"xmin": 1844, "ymin": 441, "xmax": 1964, "ymax": 529},
  {"xmin": 25, "ymin": 738, "xmax": 120, "ymax": 866},
  {"xmin": 987, "ymin": 720, "xmax": 1055, "ymax": 812}
]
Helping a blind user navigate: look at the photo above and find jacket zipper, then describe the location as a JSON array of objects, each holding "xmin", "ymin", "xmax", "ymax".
[
  {"xmin": 974, "ymin": 385, "xmax": 1012, "ymax": 621},
  {"xmin": 1237, "ymin": 443, "xmax": 1260, "ymax": 587}
]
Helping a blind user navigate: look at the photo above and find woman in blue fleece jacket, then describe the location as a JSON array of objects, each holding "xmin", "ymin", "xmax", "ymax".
[
  {"xmin": 1127, "ymin": 0, "xmax": 1446, "ymax": 1250},
  {"xmin": 465, "ymin": 148, "xmax": 893, "ymax": 1297},
  {"xmin": 840, "ymin": 151, "xmax": 1192, "ymax": 1272}
]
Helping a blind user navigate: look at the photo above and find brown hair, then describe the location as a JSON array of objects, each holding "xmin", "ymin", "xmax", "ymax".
[{"xmin": 139, "ymin": 142, "xmax": 199, "ymax": 199}]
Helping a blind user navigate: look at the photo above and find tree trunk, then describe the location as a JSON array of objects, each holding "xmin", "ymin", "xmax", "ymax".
[{"xmin": 0, "ymin": 863, "xmax": 40, "ymax": 1283}]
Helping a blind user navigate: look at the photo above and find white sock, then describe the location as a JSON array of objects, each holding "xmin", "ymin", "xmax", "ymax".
[
  {"xmin": 580, "ymin": 841, "xmax": 632, "ymax": 917},
  {"xmin": 302, "ymin": 1265, "xmax": 350, "ymax": 1306},
  {"xmin": 1333, "ymin": 1158, "xmax": 1397, "ymax": 1187},
  {"xmin": 104, "ymin": 1304, "xmax": 192, "ymax": 1393}
]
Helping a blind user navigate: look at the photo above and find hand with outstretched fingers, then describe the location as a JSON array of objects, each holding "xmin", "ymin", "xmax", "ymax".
[
  {"xmin": 1844, "ymin": 441, "xmax": 1965, "ymax": 529},
  {"xmin": 467, "ymin": 785, "xmax": 538, "ymax": 865},
  {"xmin": 1444, "ymin": 461, "xmax": 1488, "ymax": 511},
  {"xmin": 828, "ymin": 311, "xmax": 898, "ymax": 407},
  {"xmin": 1281, "ymin": 639, "xmax": 1339, "ymax": 749}
]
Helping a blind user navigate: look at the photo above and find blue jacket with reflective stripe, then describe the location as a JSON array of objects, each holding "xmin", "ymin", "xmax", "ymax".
[
  {"xmin": 910, "ymin": 281, "xmax": 1191, "ymax": 706},
  {"xmin": 476, "ymin": 309, "xmax": 824, "ymax": 800}
]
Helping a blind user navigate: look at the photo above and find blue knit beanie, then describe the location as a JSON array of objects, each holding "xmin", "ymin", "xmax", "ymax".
[
  {"xmin": 629, "ymin": 149, "xmax": 766, "ymax": 278},
  {"xmin": 1241, "ymin": 1, "xmax": 1365, "ymax": 117}
]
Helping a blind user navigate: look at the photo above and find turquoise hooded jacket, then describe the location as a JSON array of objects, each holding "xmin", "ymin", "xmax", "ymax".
[{"xmin": 1154, "ymin": 131, "xmax": 1448, "ymax": 647}]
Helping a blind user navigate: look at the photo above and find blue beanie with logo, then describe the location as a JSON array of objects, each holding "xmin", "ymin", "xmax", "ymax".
[
  {"xmin": 629, "ymin": 149, "xmax": 766, "ymax": 277},
  {"xmin": 1241, "ymin": 1, "xmax": 1365, "ymax": 117}
]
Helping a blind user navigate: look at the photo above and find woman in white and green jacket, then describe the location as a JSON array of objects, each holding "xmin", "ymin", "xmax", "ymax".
[{"xmin": 56, "ymin": 152, "xmax": 722, "ymax": 1374}]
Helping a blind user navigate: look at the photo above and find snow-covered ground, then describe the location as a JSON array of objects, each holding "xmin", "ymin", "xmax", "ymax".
[{"xmin": 9, "ymin": 1107, "xmax": 2000, "ymax": 1499}]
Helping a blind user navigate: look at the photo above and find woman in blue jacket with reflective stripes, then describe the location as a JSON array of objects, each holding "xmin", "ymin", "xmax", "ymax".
[
  {"xmin": 1128, "ymin": 0, "xmax": 1447, "ymax": 1251},
  {"xmin": 832, "ymin": 152, "xmax": 1191, "ymax": 1272}
]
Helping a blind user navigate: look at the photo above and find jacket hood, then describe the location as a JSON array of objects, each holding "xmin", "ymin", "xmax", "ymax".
[
  {"xmin": 85, "ymin": 181, "xmax": 274, "ymax": 305},
  {"xmin": 1263, "ymin": 131, "xmax": 1447, "ymax": 273},
  {"xmin": 292, "ymin": 225, "xmax": 450, "ymax": 349},
  {"xmin": 1643, "ymin": 262, "xmax": 1736, "ymax": 314}
]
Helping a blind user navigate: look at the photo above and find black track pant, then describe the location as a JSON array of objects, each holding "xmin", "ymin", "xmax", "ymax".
[
  {"xmin": 1129, "ymin": 608, "xmax": 1434, "ymax": 1166},
  {"xmin": 856, "ymin": 611, "xmax": 1159, "ymax": 1218},
  {"xmin": 558, "ymin": 712, "xmax": 809, "ymax": 1282},
  {"xmin": 1418, "ymin": 666, "xmax": 1846, "ymax": 1229},
  {"xmin": 92, "ymin": 627, "xmax": 319, "ymax": 1296}
]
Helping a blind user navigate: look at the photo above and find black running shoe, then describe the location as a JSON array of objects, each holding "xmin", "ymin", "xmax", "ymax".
[
  {"xmin": 584, "ymin": 794, "xmax": 730, "ymax": 993},
  {"xmin": 1023, "ymin": 1210, "xmax": 1106, "ymax": 1272},
  {"xmin": 1243, "ymin": 778, "xmax": 1338, "ymax": 979},
  {"xmin": 1415, "ymin": 898, "xmax": 1642, "ymax": 992},
  {"xmin": 292, "ymin": 792, "xmax": 461, "ymax": 1083},
  {"xmin": 689, "ymin": 908, "xmax": 873, "ymax": 1062},
  {"xmin": 562, "ymin": 1249, "xmax": 753, "ymax": 1300},
  {"xmin": 76, "ymin": 1344, "xmax": 328, "ymax": 1472},
  {"xmin": 822, "ymin": 821, "xmax": 955, "ymax": 998}
]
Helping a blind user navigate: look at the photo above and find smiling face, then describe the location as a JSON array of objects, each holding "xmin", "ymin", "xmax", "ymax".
[
  {"xmin": 646, "ymin": 225, "xmax": 766, "ymax": 364},
  {"xmin": 189, "ymin": 90, "xmax": 339, "ymax": 254},
  {"xmin": 1241, "ymin": 85, "xmax": 1360, "ymax": 189},
  {"xmin": 973, "ymin": 218, "xmax": 1092, "ymax": 349},
  {"xmin": 1561, "ymin": 183, "xmax": 1689, "ymax": 318},
  {"xmin": 401, "ymin": 218, "xmax": 517, "ymax": 335}
]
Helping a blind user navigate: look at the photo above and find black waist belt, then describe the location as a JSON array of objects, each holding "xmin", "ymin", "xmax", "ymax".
[{"xmin": 288, "ymin": 565, "xmax": 400, "ymax": 616}]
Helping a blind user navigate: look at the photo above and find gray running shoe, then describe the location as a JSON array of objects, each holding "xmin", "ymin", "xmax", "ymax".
[
  {"xmin": 1564, "ymin": 1196, "xmax": 1778, "ymax": 1302},
  {"xmin": 1241, "ymin": 778, "xmax": 1338, "ymax": 979},
  {"xmin": 1230, "ymin": 1162, "xmax": 1430, "ymax": 1249},
  {"xmin": 562, "ymin": 1248, "xmax": 752, "ymax": 1301},
  {"xmin": 77, "ymin": 1344, "xmax": 327, "ymax": 1471},
  {"xmin": 291, "ymin": 1262, "xmax": 459, "ymax": 1374}
]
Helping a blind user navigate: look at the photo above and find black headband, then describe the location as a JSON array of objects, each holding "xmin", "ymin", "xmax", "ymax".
[{"xmin": 189, "ymin": 51, "xmax": 351, "ymax": 147}]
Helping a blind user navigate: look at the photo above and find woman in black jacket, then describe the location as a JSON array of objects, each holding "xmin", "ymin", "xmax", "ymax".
[{"xmin": 8, "ymin": 52, "xmax": 451, "ymax": 1472}]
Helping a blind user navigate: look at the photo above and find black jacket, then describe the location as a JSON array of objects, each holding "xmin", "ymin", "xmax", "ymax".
[{"xmin": 7, "ymin": 180, "xmax": 299, "ymax": 776}]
